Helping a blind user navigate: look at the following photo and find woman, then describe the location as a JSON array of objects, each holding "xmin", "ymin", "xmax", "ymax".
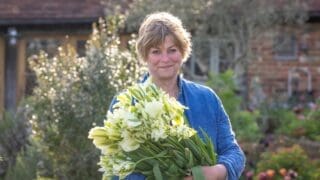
[{"xmin": 112, "ymin": 12, "xmax": 245, "ymax": 180}]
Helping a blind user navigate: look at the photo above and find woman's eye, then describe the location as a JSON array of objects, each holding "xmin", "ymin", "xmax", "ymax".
[
  {"xmin": 151, "ymin": 50, "xmax": 160, "ymax": 54},
  {"xmin": 169, "ymin": 48, "xmax": 177, "ymax": 53}
]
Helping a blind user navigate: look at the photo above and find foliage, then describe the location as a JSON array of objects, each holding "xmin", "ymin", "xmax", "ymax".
[
  {"xmin": 206, "ymin": 70, "xmax": 261, "ymax": 142},
  {"xmin": 26, "ymin": 46, "xmax": 102, "ymax": 179},
  {"xmin": 0, "ymin": 110, "xmax": 29, "ymax": 178},
  {"xmin": 277, "ymin": 102, "xmax": 320, "ymax": 141},
  {"xmin": 4, "ymin": 141, "xmax": 42, "ymax": 180},
  {"xmin": 24, "ymin": 14, "xmax": 145, "ymax": 179},
  {"xmin": 257, "ymin": 99, "xmax": 320, "ymax": 141},
  {"xmin": 258, "ymin": 103, "xmax": 297, "ymax": 134},
  {"xmin": 256, "ymin": 145, "xmax": 320, "ymax": 179},
  {"xmin": 124, "ymin": 0, "xmax": 308, "ymax": 69}
]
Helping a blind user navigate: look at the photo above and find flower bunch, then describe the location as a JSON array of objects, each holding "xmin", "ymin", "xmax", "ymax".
[{"xmin": 89, "ymin": 80, "xmax": 216, "ymax": 179}]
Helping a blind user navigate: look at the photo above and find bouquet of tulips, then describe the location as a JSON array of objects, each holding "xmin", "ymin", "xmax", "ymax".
[{"xmin": 88, "ymin": 80, "xmax": 216, "ymax": 180}]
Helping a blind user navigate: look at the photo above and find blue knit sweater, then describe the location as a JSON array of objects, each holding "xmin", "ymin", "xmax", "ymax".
[{"xmin": 111, "ymin": 77, "xmax": 246, "ymax": 180}]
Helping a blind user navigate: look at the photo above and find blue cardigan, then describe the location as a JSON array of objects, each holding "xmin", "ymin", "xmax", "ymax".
[{"xmin": 111, "ymin": 77, "xmax": 246, "ymax": 180}]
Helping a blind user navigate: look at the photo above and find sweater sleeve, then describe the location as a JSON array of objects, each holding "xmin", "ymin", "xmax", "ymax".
[{"xmin": 215, "ymin": 95, "xmax": 246, "ymax": 180}]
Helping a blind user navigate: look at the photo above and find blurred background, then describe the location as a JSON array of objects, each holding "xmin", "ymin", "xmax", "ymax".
[{"xmin": 0, "ymin": 0, "xmax": 319, "ymax": 179}]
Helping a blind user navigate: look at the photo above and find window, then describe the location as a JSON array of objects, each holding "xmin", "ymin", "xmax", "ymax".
[
  {"xmin": 273, "ymin": 32, "xmax": 298, "ymax": 60},
  {"xmin": 26, "ymin": 38, "xmax": 62, "ymax": 58},
  {"xmin": 185, "ymin": 37, "xmax": 236, "ymax": 82}
]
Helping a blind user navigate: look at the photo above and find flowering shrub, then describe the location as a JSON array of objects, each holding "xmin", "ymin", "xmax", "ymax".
[
  {"xmin": 24, "ymin": 14, "xmax": 145, "ymax": 179},
  {"xmin": 256, "ymin": 145, "xmax": 319, "ymax": 179}
]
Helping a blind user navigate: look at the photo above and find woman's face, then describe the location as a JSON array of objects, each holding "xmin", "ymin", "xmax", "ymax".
[{"xmin": 146, "ymin": 35, "xmax": 183, "ymax": 82}]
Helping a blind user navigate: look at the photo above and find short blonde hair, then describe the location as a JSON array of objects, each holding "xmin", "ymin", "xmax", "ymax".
[{"xmin": 136, "ymin": 12, "xmax": 192, "ymax": 62}]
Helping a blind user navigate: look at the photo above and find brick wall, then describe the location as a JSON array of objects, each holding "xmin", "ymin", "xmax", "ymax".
[{"xmin": 248, "ymin": 23, "xmax": 320, "ymax": 103}]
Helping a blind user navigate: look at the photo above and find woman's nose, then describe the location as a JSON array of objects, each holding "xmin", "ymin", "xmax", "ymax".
[{"xmin": 160, "ymin": 53, "xmax": 170, "ymax": 62}]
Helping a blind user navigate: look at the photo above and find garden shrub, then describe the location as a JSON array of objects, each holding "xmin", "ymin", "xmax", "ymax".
[
  {"xmin": 0, "ymin": 110, "xmax": 29, "ymax": 178},
  {"xmin": 256, "ymin": 145, "xmax": 319, "ymax": 179},
  {"xmin": 21, "ymin": 14, "xmax": 145, "ymax": 179},
  {"xmin": 4, "ymin": 141, "xmax": 42, "ymax": 180},
  {"xmin": 275, "ymin": 101, "xmax": 320, "ymax": 141},
  {"xmin": 258, "ymin": 103, "xmax": 297, "ymax": 135}
]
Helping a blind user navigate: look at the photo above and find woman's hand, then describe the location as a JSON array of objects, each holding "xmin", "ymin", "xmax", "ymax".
[{"xmin": 184, "ymin": 164, "xmax": 227, "ymax": 180}]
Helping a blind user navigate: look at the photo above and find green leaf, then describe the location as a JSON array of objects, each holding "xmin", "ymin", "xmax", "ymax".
[
  {"xmin": 191, "ymin": 166, "xmax": 205, "ymax": 180},
  {"xmin": 149, "ymin": 84, "xmax": 160, "ymax": 96},
  {"xmin": 172, "ymin": 149, "xmax": 187, "ymax": 167},
  {"xmin": 141, "ymin": 170, "xmax": 154, "ymax": 176},
  {"xmin": 167, "ymin": 136, "xmax": 185, "ymax": 151},
  {"xmin": 200, "ymin": 128, "xmax": 217, "ymax": 165},
  {"xmin": 184, "ymin": 139, "xmax": 203, "ymax": 164},
  {"xmin": 185, "ymin": 148, "xmax": 194, "ymax": 168},
  {"xmin": 167, "ymin": 163, "xmax": 179, "ymax": 174},
  {"xmin": 128, "ymin": 88, "xmax": 143, "ymax": 100},
  {"xmin": 153, "ymin": 163, "xmax": 163, "ymax": 180},
  {"xmin": 193, "ymin": 139, "xmax": 212, "ymax": 165}
]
